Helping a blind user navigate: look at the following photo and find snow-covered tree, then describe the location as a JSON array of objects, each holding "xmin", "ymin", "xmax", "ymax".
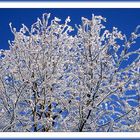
[
  {"xmin": 72, "ymin": 15, "xmax": 140, "ymax": 132},
  {"xmin": 0, "ymin": 13, "xmax": 139, "ymax": 132}
]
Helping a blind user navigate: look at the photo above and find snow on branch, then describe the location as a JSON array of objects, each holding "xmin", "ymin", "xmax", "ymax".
[{"xmin": 0, "ymin": 13, "xmax": 139, "ymax": 132}]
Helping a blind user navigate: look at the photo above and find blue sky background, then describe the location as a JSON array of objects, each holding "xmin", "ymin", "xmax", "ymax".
[
  {"xmin": 0, "ymin": 8, "xmax": 140, "ymax": 50},
  {"xmin": 0, "ymin": 8, "xmax": 139, "ymax": 130}
]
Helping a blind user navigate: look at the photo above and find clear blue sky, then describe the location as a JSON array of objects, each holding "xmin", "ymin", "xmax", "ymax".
[
  {"xmin": 0, "ymin": 8, "xmax": 140, "ymax": 50},
  {"xmin": 0, "ymin": 8, "xmax": 139, "ymax": 128}
]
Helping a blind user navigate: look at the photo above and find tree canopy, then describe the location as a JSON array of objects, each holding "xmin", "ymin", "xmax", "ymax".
[{"xmin": 0, "ymin": 13, "xmax": 140, "ymax": 132}]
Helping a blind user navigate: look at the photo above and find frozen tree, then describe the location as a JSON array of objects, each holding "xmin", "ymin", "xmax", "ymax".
[
  {"xmin": 0, "ymin": 13, "xmax": 139, "ymax": 132},
  {"xmin": 71, "ymin": 15, "xmax": 140, "ymax": 132},
  {"xmin": 0, "ymin": 13, "xmax": 74, "ymax": 132}
]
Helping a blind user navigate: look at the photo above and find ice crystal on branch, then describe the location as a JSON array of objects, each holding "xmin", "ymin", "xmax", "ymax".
[{"xmin": 0, "ymin": 13, "xmax": 139, "ymax": 132}]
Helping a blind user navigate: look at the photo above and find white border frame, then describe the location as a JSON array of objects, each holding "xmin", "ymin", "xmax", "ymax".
[
  {"xmin": 0, "ymin": 132, "xmax": 140, "ymax": 138},
  {"xmin": 0, "ymin": 2, "xmax": 139, "ymax": 8},
  {"xmin": 0, "ymin": 132, "xmax": 140, "ymax": 140},
  {"xmin": 0, "ymin": 2, "xmax": 140, "ymax": 138}
]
